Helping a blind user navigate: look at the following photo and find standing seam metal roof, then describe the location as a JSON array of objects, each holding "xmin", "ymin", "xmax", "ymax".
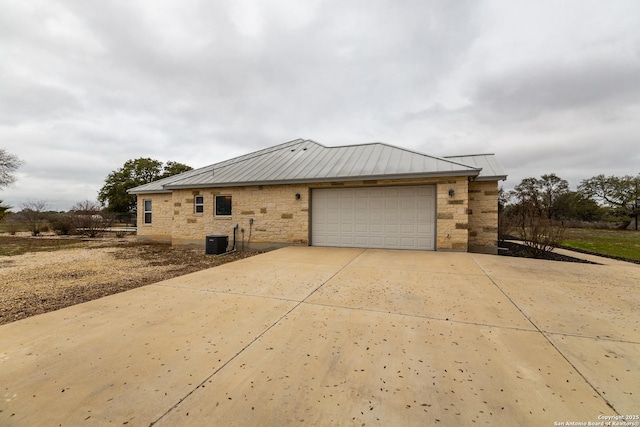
[{"xmin": 128, "ymin": 139, "xmax": 507, "ymax": 194}]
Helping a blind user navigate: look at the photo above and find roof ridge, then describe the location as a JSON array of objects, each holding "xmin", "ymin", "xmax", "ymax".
[
  {"xmin": 213, "ymin": 138, "xmax": 313, "ymax": 169},
  {"xmin": 443, "ymin": 153, "xmax": 496, "ymax": 157},
  {"xmin": 324, "ymin": 142, "xmax": 480, "ymax": 171}
]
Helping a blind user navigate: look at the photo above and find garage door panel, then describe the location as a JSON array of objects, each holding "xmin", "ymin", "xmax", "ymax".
[
  {"xmin": 370, "ymin": 224, "xmax": 383, "ymax": 233},
  {"xmin": 354, "ymin": 200, "xmax": 368, "ymax": 210},
  {"xmin": 354, "ymin": 212, "xmax": 368, "ymax": 221},
  {"xmin": 368, "ymin": 236, "xmax": 383, "ymax": 245},
  {"xmin": 341, "ymin": 223, "xmax": 354, "ymax": 232},
  {"xmin": 401, "ymin": 211, "xmax": 415, "ymax": 221},
  {"xmin": 354, "ymin": 224, "xmax": 368, "ymax": 232},
  {"xmin": 385, "ymin": 224, "xmax": 399, "ymax": 233},
  {"xmin": 312, "ymin": 185, "xmax": 435, "ymax": 250},
  {"xmin": 401, "ymin": 224, "xmax": 416, "ymax": 233}
]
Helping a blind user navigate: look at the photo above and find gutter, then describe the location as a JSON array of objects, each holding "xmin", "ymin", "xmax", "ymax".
[{"xmin": 161, "ymin": 170, "xmax": 482, "ymax": 190}]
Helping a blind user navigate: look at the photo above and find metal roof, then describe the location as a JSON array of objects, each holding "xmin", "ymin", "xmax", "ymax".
[
  {"xmin": 443, "ymin": 154, "xmax": 508, "ymax": 181},
  {"xmin": 128, "ymin": 139, "xmax": 507, "ymax": 194}
]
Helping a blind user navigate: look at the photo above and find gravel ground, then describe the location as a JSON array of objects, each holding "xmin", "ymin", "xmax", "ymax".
[{"xmin": 0, "ymin": 235, "xmax": 261, "ymax": 325}]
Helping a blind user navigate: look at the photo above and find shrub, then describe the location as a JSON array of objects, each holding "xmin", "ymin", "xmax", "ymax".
[
  {"xmin": 516, "ymin": 205, "xmax": 566, "ymax": 254},
  {"xmin": 50, "ymin": 213, "xmax": 76, "ymax": 235}
]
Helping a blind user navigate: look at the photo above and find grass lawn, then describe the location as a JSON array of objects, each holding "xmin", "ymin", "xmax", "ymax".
[
  {"xmin": 562, "ymin": 228, "xmax": 640, "ymax": 262},
  {"xmin": 0, "ymin": 235, "xmax": 86, "ymax": 256}
]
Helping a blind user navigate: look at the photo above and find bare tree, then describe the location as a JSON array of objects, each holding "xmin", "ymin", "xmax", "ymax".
[
  {"xmin": 0, "ymin": 149, "xmax": 23, "ymax": 189},
  {"xmin": 510, "ymin": 177, "xmax": 567, "ymax": 255},
  {"xmin": 517, "ymin": 202, "xmax": 566, "ymax": 254},
  {"xmin": 498, "ymin": 187, "xmax": 514, "ymax": 245},
  {"xmin": 71, "ymin": 200, "xmax": 113, "ymax": 237},
  {"xmin": 20, "ymin": 200, "xmax": 48, "ymax": 236}
]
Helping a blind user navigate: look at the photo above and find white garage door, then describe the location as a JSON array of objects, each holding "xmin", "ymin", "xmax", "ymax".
[{"xmin": 311, "ymin": 185, "xmax": 436, "ymax": 250}]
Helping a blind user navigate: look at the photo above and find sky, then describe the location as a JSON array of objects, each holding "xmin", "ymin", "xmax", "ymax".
[{"xmin": 1, "ymin": 0, "xmax": 639, "ymax": 211}]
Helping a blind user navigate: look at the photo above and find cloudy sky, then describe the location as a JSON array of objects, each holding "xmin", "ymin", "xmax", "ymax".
[{"xmin": 2, "ymin": 0, "xmax": 639, "ymax": 211}]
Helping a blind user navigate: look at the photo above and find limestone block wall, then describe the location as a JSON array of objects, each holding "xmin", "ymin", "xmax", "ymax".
[
  {"xmin": 434, "ymin": 178, "xmax": 469, "ymax": 251},
  {"xmin": 169, "ymin": 184, "xmax": 309, "ymax": 247},
  {"xmin": 468, "ymin": 180, "xmax": 499, "ymax": 254},
  {"xmin": 136, "ymin": 193, "xmax": 172, "ymax": 243},
  {"xmin": 136, "ymin": 176, "xmax": 476, "ymax": 251}
]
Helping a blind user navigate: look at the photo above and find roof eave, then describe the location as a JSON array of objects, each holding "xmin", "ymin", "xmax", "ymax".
[
  {"xmin": 127, "ymin": 189, "xmax": 172, "ymax": 195},
  {"xmin": 472, "ymin": 175, "xmax": 508, "ymax": 182},
  {"xmin": 163, "ymin": 170, "xmax": 481, "ymax": 190}
]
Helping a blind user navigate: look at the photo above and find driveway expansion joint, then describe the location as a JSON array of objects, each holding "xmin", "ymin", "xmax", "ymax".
[
  {"xmin": 150, "ymin": 248, "xmax": 367, "ymax": 425},
  {"xmin": 301, "ymin": 300, "xmax": 540, "ymax": 333},
  {"xmin": 473, "ymin": 256, "xmax": 622, "ymax": 415}
]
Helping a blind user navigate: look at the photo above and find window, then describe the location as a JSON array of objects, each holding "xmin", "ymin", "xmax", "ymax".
[
  {"xmin": 194, "ymin": 196, "xmax": 204, "ymax": 213},
  {"xmin": 215, "ymin": 195, "xmax": 232, "ymax": 216},
  {"xmin": 143, "ymin": 199, "xmax": 152, "ymax": 224}
]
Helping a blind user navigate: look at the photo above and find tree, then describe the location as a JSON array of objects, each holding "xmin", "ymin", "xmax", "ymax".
[
  {"xmin": 553, "ymin": 192, "xmax": 604, "ymax": 222},
  {"xmin": 161, "ymin": 161, "xmax": 193, "ymax": 178},
  {"xmin": 19, "ymin": 200, "xmax": 48, "ymax": 236},
  {"xmin": 578, "ymin": 174, "xmax": 640, "ymax": 230},
  {"xmin": 0, "ymin": 149, "xmax": 23, "ymax": 189},
  {"xmin": 98, "ymin": 158, "xmax": 192, "ymax": 214},
  {"xmin": 511, "ymin": 174, "xmax": 570, "ymax": 220},
  {"xmin": 71, "ymin": 200, "xmax": 112, "ymax": 237},
  {"xmin": 0, "ymin": 200, "xmax": 12, "ymax": 222},
  {"xmin": 509, "ymin": 176, "xmax": 567, "ymax": 254},
  {"xmin": 538, "ymin": 173, "xmax": 570, "ymax": 219}
]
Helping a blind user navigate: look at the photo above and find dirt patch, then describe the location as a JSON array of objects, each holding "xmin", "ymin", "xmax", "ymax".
[{"xmin": 0, "ymin": 235, "xmax": 262, "ymax": 325}]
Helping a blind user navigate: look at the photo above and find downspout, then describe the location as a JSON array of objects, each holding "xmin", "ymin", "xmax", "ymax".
[{"xmin": 218, "ymin": 223, "xmax": 238, "ymax": 256}]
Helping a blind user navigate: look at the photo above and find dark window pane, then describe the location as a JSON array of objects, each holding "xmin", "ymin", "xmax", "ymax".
[
  {"xmin": 144, "ymin": 200, "xmax": 152, "ymax": 224},
  {"xmin": 215, "ymin": 195, "xmax": 232, "ymax": 216},
  {"xmin": 195, "ymin": 196, "xmax": 204, "ymax": 213}
]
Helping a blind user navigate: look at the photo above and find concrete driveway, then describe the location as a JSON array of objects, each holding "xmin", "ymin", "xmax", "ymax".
[{"xmin": 1, "ymin": 247, "xmax": 639, "ymax": 426}]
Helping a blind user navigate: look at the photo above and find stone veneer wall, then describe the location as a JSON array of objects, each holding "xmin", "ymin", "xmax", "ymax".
[
  {"xmin": 136, "ymin": 193, "xmax": 173, "ymax": 243},
  {"xmin": 434, "ymin": 178, "xmax": 469, "ymax": 251},
  {"xmin": 169, "ymin": 184, "xmax": 309, "ymax": 248},
  {"xmin": 136, "ymin": 176, "xmax": 474, "ymax": 251},
  {"xmin": 467, "ymin": 180, "xmax": 500, "ymax": 254}
]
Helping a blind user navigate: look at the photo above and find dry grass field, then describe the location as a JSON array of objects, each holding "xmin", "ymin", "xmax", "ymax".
[{"xmin": 0, "ymin": 234, "xmax": 261, "ymax": 325}]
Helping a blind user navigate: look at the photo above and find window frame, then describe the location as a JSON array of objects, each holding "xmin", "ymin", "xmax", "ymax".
[
  {"xmin": 143, "ymin": 199, "xmax": 152, "ymax": 224},
  {"xmin": 214, "ymin": 195, "xmax": 232, "ymax": 217},
  {"xmin": 194, "ymin": 196, "xmax": 204, "ymax": 214}
]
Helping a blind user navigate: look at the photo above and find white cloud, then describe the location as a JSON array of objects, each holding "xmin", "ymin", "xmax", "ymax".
[{"xmin": 1, "ymin": 0, "xmax": 639, "ymax": 210}]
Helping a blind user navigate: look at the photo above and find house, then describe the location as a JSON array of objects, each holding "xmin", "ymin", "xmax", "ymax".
[{"xmin": 128, "ymin": 139, "xmax": 507, "ymax": 253}]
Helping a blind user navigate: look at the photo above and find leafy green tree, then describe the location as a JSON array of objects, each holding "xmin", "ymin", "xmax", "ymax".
[
  {"xmin": 511, "ymin": 174, "xmax": 570, "ymax": 220},
  {"xmin": 553, "ymin": 192, "xmax": 604, "ymax": 221},
  {"xmin": 578, "ymin": 174, "xmax": 640, "ymax": 229},
  {"xmin": 98, "ymin": 158, "xmax": 192, "ymax": 214},
  {"xmin": 538, "ymin": 173, "xmax": 570, "ymax": 219},
  {"xmin": 0, "ymin": 200, "xmax": 12, "ymax": 221},
  {"xmin": 161, "ymin": 161, "xmax": 193, "ymax": 178}
]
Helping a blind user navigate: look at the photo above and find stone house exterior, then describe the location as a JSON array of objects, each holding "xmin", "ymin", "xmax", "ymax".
[{"xmin": 128, "ymin": 139, "xmax": 507, "ymax": 253}]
